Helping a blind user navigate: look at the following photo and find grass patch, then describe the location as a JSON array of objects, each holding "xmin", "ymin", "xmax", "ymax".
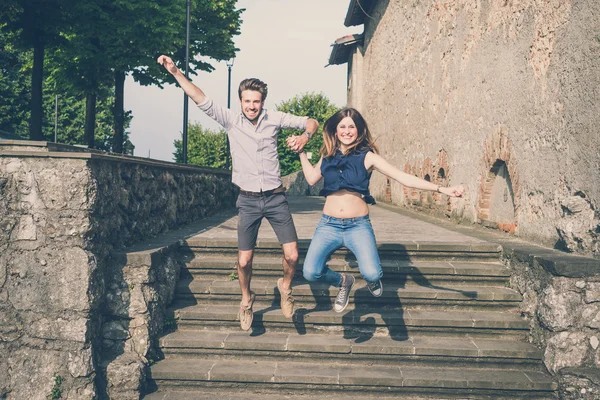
[{"xmin": 49, "ymin": 375, "xmax": 63, "ymax": 399}]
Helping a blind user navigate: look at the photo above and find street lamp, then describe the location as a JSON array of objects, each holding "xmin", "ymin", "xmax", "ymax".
[
  {"xmin": 226, "ymin": 57, "xmax": 235, "ymax": 109},
  {"xmin": 182, "ymin": 0, "xmax": 191, "ymax": 164},
  {"xmin": 225, "ymin": 57, "xmax": 235, "ymax": 169}
]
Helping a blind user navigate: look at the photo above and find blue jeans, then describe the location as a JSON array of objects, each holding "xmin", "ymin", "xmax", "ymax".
[{"xmin": 303, "ymin": 214, "xmax": 383, "ymax": 287}]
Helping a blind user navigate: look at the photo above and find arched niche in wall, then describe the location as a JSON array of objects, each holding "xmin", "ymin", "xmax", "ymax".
[
  {"xmin": 478, "ymin": 159, "xmax": 517, "ymax": 232},
  {"xmin": 435, "ymin": 149, "xmax": 451, "ymax": 214},
  {"xmin": 437, "ymin": 168, "xmax": 446, "ymax": 181},
  {"xmin": 478, "ymin": 127, "xmax": 520, "ymax": 233},
  {"xmin": 421, "ymin": 158, "xmax": 433, "ymax": 205}
]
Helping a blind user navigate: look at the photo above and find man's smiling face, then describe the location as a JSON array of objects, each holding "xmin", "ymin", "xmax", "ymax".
[{"xmin": 240, "ymin": 90, "xmax": 264, "ymax": 122}]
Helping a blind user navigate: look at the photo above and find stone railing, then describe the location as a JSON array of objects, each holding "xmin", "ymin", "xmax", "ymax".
[
  {"xmin": 0, "ymin": 141, "xmax": 237, "ymax": 399},
  {"xmin": 505, "ymin": 245, "xmax": 600, "ymax": 399},
  {"xmin": 281, "ymin": 169, "xmax": 323, "ymax": 196}
]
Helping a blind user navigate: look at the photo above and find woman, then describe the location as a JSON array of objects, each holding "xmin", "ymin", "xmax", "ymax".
[{"xmin": 291, "ymin": 108, "xmax": 464, "ymax": 313}]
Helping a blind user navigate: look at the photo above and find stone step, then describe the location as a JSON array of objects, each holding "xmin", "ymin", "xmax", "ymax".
[
  {"xmin": 144, "ymin": 392, "xmax": 500, "ymax": 400},
  {"xmin": 158, "ymin": 329, "xmax": 543, "ymax": 370},
  {"xmin": 168, "ymin": 303, "xmax": 529, "ymax": 339},
  {"xmin": 147, "ymin": 358, "xmax": 556, "ymax": 397},
  {"xmin": 181, "ymin": 256, "xmax": 510, "ymax": 286},
  {"xmin": 183, "ymin": 239, "xmax": 502, "ymax": 262},
  {"xmin": 174, "ymin": 277, "xmax": 521, "ymax": 310},
  {"xmin": 144, "ymin": 390, "xmax": 554, "ymax": 400}
]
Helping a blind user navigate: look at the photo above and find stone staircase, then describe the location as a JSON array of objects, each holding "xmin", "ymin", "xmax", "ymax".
[{"xmin": 145, "ymin": 238, "xmax": 557, "ymax": 399}]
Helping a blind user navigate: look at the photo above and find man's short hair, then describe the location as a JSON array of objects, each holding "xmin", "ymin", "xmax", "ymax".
[{"xmin": 238, "ymin": 78, "xmax": 268, "ymax": 101}]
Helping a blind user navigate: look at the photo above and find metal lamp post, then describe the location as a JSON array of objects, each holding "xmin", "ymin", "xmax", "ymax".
[
  {"xmin": 226, "ymin": 58, "xmax": 234, "ymax": 108},
  {"xmin": 181, "ymin": 0, "xmax": 191, "ymax": 164},
  {"xmin": 225, "ymin": 57, "xmax": 235, "ymax": 169}
]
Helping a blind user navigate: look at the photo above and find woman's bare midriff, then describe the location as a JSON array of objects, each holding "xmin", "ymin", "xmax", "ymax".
[{"xmin": 322, "ymin": 190, "xmax": 369, "ymax": 218}]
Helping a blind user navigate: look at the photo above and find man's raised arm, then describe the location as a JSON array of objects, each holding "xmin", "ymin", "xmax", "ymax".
[{"xmin": 157, "ymin": 55, "xmax": 206, "ymax": 105}]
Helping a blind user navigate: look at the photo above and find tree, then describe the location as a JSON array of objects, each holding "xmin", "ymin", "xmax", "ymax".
[
  {"xmin": 0, "ymin": 34, "xmax": 133, "ymax": 150},
  {"xmin": 111, "ymin": 0, "xmax": 242, "ymax": 153},
  {"xmin": 0, "ymin": 0, "xmax": 70, "ymax": 140},
  {"xmin": 173, "ymin": 123, "xmax": 229, "ymax": 168},
  {"xmin": 276, "ymin": 93, "xmax": 339, "ymax": 176},
  {"xmin": 0, "ymin": 29, "xmax": 30, "ymax": 136},
  {"xmin": 46, "ymin": 91, "xmax": 134, "ymax": 153},
  {"xmin": 2, "ymin": 0, "xmax": 242, "ymax": 152}
]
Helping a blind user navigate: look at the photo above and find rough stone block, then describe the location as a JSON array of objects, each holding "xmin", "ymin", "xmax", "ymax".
[
  {"xmin": 23, "ymin": 312, "xmax": 89, "ymax": 343},
  {"xmin": 544, "ymin": 331, "xmax": 588, "ymax": 373},
  {"xmin": 67, "ymin": 347, "xmax": 94, "ymax": 378},
  {"xmin": 105, "ymin": 352, "xmax": 146, "ymax": 395},
  {"xmin": 538, "ymin": 282, "xmax": 582, "ymax": 331},
  {"xmin": 7, "ymin": 247, "xmax": 93, "ymax": 313}
]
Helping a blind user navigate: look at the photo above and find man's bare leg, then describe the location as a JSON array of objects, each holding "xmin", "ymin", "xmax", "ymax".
[
  {"xmin": 238, "ymin": 249, "xmax": 254, "ymax": 305},
  {"xmin": 281, "ymin": 241, "xmax": 299, "ymax": 290},
  {"xmin": 277, "ymin": 241, "xmax": 299, "ymax": 318}
]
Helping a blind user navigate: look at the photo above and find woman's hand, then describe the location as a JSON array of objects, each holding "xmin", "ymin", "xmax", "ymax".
[
  {"xmin": 157, "ymin": 55, "xmax": 179, "ymax": 75},
  {"xmin": 286, "ymin": 134, "xmax": 309, "ymax": 153},
  {"xmin": 440, "ymin": 185, "xmax": 465, "ymax": 197}
]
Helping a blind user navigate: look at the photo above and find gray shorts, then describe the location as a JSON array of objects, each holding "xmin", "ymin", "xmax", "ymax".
[{"xmin": 236, "ymin": 192, "xmax": 298, "ymax": 251}]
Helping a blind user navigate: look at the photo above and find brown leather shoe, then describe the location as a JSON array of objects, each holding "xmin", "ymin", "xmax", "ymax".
[
  {"xmin": 238, "ymin": 292, "xmax": 255, "ymax": 331},
  {"xmin": 277, "ymin": 278, "xmax": 295, "ymax": 319}
]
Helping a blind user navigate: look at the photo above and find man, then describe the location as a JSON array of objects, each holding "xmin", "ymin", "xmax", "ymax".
[{"xmin": 158, "ymin": 55, "xmax": 318, "ymax": 331}]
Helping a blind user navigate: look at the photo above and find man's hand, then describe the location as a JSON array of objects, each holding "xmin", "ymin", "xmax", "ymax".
[
  {"xmin": 286, "ymin": 134, "xmax": 309, "ymax": 153},
  {"xmin": 440, "ymin": 185, "xmax": 465, "ymax": 197},
  {"xmin": 157, "ymin": 55, "xmax": 178, "ymax": 75}
]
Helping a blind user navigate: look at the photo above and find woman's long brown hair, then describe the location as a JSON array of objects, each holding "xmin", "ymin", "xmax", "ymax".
[{"xmin": 320, "ymin": 108, "xmax": 379, "ymax": 158}]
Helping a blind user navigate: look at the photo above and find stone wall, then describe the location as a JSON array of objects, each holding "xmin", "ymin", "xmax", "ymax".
[
  {"xmin": 349, "ymin": 0, "xmax": 600, "ymax": 258},
  {"xmin": 506, "ymin": 246, "xmax": 600, "ymax": 398},
  {"xmin": 281, "ymin": 170, "xmax": 324, "ymax": 196},
  {"xmin": 0, "ymin": 141, "xmax": 237, "ymax": 399}
]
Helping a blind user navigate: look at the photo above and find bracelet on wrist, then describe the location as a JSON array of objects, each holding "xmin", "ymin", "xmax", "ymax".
[{"xmin": 303, "ymin": 131, "xmax": 312, "ymax": 140}]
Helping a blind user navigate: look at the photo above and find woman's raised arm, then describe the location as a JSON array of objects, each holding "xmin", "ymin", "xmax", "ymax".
[
  {"xmin": 299, "ymin": 152, "xmax": 323, "ymax": 186},
  {"xmin": 365, "ymin": 152, "xmax": 464, "ymax": 197}
]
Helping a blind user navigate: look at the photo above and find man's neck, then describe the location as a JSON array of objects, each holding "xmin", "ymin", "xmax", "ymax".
[{"xmin": 243, "ymin": 110, "xmax": 262, "ymax": 126}]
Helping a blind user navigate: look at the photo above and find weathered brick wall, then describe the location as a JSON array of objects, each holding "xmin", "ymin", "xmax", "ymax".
[
  {"xmin": 0, "ymin": 142, "xmax": 237, "ymax": 399},
  {"xmin": 352, "ymin": 0, "xmax": 600, "ymax": 257}
]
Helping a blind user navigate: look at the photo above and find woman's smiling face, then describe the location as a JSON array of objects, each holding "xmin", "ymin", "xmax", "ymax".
[{"xmin": 336, "ymin": 116, "xmax": 358, "ymax": 149}]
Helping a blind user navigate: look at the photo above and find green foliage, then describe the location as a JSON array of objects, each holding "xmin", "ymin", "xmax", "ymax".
[
  {"xmin": 175, "ymin": 93, "xmax": 339, "ymax": 173},
  {"xmin": 165, "ymin": 0, "xmax": 242, "ymax": 84},
  {"xmin": 0, "ymin": 30, "xmax": 30, "ymax": 136},
  {"xmin": 46, "ymin": 91, "xmax": 133, "ymax": 152},
  {"xmin": 1, "ymin": 0, "xmax": 242, "ymax": 148},
  {"xmin": 0, "ymin": 34, "xmax": 133, "ymax": 150},
  {"xmin": 173, "ymin": 123, "xmax": 230, "ymax": 168},
  {"xmin": 228, "ymin": 272, "xmax": 238, "ymax": 281},
  {"xmin": 49, "ymin": 375, "xmax": 63, "ymax": 400},
  {"xmin": 1, "ymin": 0, "xmax": 73, "ymax": 139},
  {"xmin": 276, "ymin": 93, "xmax": 339, "ymax": 176}
]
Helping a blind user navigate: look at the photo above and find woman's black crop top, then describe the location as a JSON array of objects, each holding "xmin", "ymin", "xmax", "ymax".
[{"xmin": 319, "ymin": 150, "xmax": 375, "ymax": 205}]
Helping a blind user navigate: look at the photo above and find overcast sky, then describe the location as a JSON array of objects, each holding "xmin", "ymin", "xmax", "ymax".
[{"xmin": 124, "ymin": 0, "xmax": 358, "ymax": 161}]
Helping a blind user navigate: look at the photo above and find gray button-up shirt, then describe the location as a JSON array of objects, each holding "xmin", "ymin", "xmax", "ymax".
[{"xmin": 197, "ymin": 97, "xmax": 308, "ymax": 192}]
